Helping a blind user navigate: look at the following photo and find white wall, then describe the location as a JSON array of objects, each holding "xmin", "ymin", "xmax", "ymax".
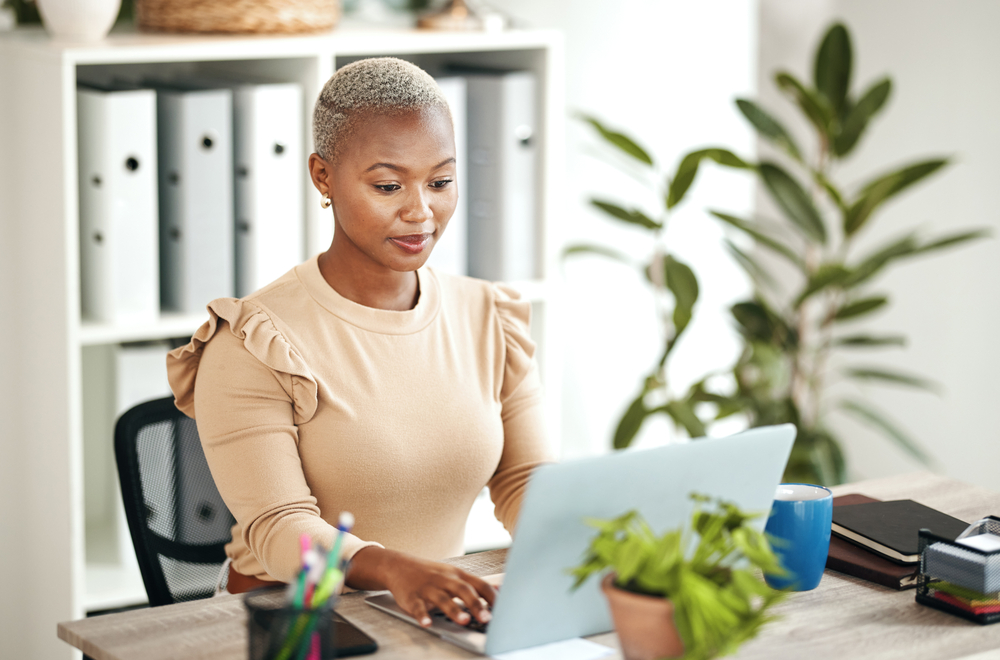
[
  {"xmin": 0, "ymin": 45, "xmax": 19, "ymax": 651},
  {"xmin": 758, "ymin": 0, "xmax": 1000, "ymax": 487},
  {"xmin": 499, "ymin": 0, "xmax": 758, "ymax": 457}
]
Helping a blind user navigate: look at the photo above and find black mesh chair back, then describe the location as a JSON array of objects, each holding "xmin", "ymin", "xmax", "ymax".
[{"xmin": 114, "ymin": 396, "xmax": 236, "ymax": 606}]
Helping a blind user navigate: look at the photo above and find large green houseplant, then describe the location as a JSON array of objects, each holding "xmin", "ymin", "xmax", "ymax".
[
  {"xmin": 570, "ymin": 494, "xmax": 785, "ymax": 660},
  {"xmin": 573, "ymin": 22, "xmax": 987, "ymax": 484}
]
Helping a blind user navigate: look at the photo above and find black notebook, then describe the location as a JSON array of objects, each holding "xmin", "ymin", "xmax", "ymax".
[{"xmin": 831, "ymin": 499, "xmax": 969, "ymax": 564}]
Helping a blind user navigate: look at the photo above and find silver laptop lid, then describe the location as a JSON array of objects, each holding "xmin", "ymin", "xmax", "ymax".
[{"xmin": 484, "ymin": 424, "xmax": 795, "ymax": 655}]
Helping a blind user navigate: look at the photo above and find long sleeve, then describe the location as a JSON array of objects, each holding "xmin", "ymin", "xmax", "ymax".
[
  {"xmin": 170, "ymin": 300, "xmax": 381, "ymax": 582},
  {"xmin": 487, "ymin": 285, "xmax": 556, "ymax": 533}
]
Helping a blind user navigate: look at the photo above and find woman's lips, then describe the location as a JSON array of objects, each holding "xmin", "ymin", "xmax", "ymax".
[{"xmin": 389, "ymin": 233, "xmax": 432, "ymax": 254}]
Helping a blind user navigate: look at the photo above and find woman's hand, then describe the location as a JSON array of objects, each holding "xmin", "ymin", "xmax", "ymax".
[{"xmin": 346, "ymin": 546, "xmax": 495, "ymax": 627}]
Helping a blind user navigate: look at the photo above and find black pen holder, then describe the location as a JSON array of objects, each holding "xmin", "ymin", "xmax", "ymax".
[
  {"xmin": 916, "ymin": 516, "xmax": 1000, "ymax": 625},
  {"xmin": 245, "ymin": 586, "xmax": 338, "ymax": 660}
]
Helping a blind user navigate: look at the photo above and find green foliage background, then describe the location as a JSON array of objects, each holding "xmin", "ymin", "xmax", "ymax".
[{"xmin": 569, "ymin": 23, "xmax": 987, "ymax": 485}]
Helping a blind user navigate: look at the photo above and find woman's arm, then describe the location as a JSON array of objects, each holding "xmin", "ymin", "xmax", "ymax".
[
  {"xmin": 488, "ymin": 285, "xmax": 557, "ymax": 532},
  {"xmin": 489, "ymin": 362, "xmax": 555, "ymax": 531},
  {"xmin": 192, "ymin": 321, "xmax": 358, "ymax": 581}
]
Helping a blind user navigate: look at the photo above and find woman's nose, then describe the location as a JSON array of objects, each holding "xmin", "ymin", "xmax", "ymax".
[{"xmin": 401, "ymin": 188, "xmax": 433, "ymax": 223}]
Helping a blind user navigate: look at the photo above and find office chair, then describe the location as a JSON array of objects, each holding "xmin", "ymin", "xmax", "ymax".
[{"xmin": 114, "ymin": 396, "xmax": 236, "ymax": 606}]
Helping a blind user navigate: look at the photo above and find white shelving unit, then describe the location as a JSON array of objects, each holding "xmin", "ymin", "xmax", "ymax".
[{"xmin": 0, "ymin": 25, "xmax": 563, "ymax": 660}]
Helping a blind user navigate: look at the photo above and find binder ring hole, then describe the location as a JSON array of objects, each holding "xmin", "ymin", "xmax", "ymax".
[
  {"xmin": 91, "ymin": 175, "xmax": 102, "ymax": 187},
  {"xmin": 201, "ymin": 135, "xmax": 215, "ymax": 150},
  {"xmin": 125, "ymin": 156, "xmax": 140, "ymax": 172},
  {"xmin": 93, "ymin": 232, "xmax": 103, "ymax": 244},
  {"xmin": 273, "ymin": 142, "xmax": 286, "ymax": 155},
  {"xmin": 170, "ymin": 228, "xmax": 182, "ymax": 240},
  {"xmin": 514, "ymin": 124, "xmax": 533, "ymax": 147}
]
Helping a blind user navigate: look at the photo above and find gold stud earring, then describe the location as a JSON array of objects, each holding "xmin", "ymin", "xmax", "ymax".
[{"xmin": 321, "ymin": 193, "xmax": 332, "ymax": 209}]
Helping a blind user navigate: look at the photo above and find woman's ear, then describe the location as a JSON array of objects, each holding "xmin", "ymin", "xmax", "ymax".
[{"xmin": 308, "ymin": 153, "xmax": 332, "ymax": 196}]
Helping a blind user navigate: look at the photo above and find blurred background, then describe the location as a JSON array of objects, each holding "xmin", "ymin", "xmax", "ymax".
[{"xmin": 497, "ymin": 0, "xmax": 1000, "ymax": 490}]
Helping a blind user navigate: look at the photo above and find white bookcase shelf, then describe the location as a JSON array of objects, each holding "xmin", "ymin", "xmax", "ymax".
[
  {"xmin": 79, "ymin": 313, "xmax": 206, "ymax": 346},
  {"xmin": 0, "ymin": 25, "xmax": 563, "ymax": 660}
]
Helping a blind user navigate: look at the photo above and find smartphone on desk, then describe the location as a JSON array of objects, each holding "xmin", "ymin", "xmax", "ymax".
[{"xmin": 332, "ymin": 612, "xmax": 378, "ymax": 656}]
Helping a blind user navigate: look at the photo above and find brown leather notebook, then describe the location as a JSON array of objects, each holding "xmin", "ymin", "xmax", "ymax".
[{"xmin": 825, "ymin": 494, "xmax": 920, "ymax": 590}]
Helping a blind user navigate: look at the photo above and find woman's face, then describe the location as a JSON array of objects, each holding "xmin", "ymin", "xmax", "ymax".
[{"xmin": 321, "ymin": 106, "xmax": 458, "ymax": 273}]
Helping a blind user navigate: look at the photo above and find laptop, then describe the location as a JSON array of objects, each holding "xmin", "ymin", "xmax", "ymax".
[{"xmin": 365, "ymin": 424, "xmax": 795, "ymax": 655}]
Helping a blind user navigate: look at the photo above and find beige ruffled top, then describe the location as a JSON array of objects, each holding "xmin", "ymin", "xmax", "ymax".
[{"xmin": 167, "ymin": 256, "xmax": 553, "ymax": 583}]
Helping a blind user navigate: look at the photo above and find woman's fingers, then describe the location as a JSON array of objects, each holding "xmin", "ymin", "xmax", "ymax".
[
  {"xmin": 465, "ymin": 573, "xmax": 498, "ymax": 607},
  {"xmin": 445, "ymin": 575, "xmax": 493, "ymax": 624},
  {"xmin": 427, "ymin": 587, "xmax": 472, "ymax": 625},
  {"xmin": 406, "ymin": 597, "xmax": 433, "ymax": 628},
  {"xmin": 380, "ymin": 551, "xmax": 498, "ymax": 627}
]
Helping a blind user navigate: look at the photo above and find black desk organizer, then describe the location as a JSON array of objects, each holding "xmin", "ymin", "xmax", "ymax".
[{"xmin": 916, "ymin": 515, "xmax": 1000, "ymax": 625}]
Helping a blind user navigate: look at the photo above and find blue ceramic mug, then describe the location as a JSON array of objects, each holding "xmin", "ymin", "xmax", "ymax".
[{"xmin": 763, "ymin": 483, "xmax": 833, "ymax": 591}]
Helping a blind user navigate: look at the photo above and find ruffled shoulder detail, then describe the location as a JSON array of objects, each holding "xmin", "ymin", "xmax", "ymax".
[
  {"xmin": 492, "ymin": 283, "xmax": 537, "ymax": 394},
  {"xmin": 167, "ymin": 298, "xmax": 319, "ymax": 424}
]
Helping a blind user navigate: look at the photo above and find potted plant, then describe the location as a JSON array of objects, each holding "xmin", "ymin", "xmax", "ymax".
[
  {"xmin": 571, "ymin": 22, "xmax": 988, "ymax": 484},
  {"xmin": 570, "ymin": 494, "xmax": 786, "ymax": 660}
]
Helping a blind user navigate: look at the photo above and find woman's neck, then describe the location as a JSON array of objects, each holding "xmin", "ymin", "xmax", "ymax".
[{"xmin": 317, "ymin": 246, "xmax": 420, "ymax": 312}]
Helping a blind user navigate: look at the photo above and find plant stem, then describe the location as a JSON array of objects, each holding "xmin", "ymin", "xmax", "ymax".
[{"xmin": 796, "ymin": 139, "xmax": 832, "ymax": 429}]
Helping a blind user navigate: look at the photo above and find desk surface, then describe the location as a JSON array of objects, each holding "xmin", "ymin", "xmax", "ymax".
[{"xmin": 59, "ymin": 472, "xmax": 1000, "ymax": 660}]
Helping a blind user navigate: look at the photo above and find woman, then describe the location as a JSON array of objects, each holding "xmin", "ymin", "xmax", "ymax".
[{"xmin": 167, "ymin": 57, "xmax": 553, "ymax": 629}]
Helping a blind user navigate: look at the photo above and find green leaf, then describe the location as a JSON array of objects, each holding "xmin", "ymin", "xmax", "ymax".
[
  {"xmin": 724, "ymin": 241, "xmax": 779, "ymax": 292},
  {"xmin": 844, "ymin": 367, "xmax": 940, "ymax": 392},
  {"xmin": 834, "ymin": 78, "xmax": 891, "ymax": 157},
  {"xmin": 731, "ymin": 301, "xmax": 776, "ymax": 344},
  {"xmin": 914, "ymin": 228, "xmax": 991, "ymax": 255},
  {"xmin": 656, "ymin": 400, "xmax": 707, "ymax": 438},
  {"xmin": 814, "ymin": 23, "xmax": 853, "ymax": 117},
  {"xmin": 734, "ymin": 99, "xmax": 802, "ymax": 160},
  {"xmin": 579, "ymin": 114, "xmax": 654, "ymax": 166},
  {"xmin": 834, "ymin": 296, "xmax": 888, "ymax": 321},
  {"xmin": 796, "ymin": 428, "xmax": 846, "ymax": 486},
  {"xmin": 590, "ymin": 199, "xmax": 662, "ymax": 230},
  {"xmin": 775, "ymin": 71, "xmax": 835, "ymax": 138},
  {"xmin": 795, "ymin": 262, "xmax": 850, "ymax": 307},
  {"xmin": 812, "ymin": 169, "xmax": 847, "ymax": 211},
  {"xmin": 614, "ymin": 392, "xmax": 649, "ymax": 449},
  {"xmin": 709, "ymin": 211, "xmax": 806, "ymax": 270},
  {"xmin": 759, "ymin": 162, "xmax": 827, "ymax": 244},
  {"xmin": 843, "ymin": 234, "xmax": 919, "ymax": 287},
  {"xmin": 834, "ymin": 333, "xmax": 905, "ymax": 348},
  {"xmin": 844, "ymin": 159, "xmax": 949, "ymax": 236},
  {"xmin": 838, "ymin": 399, "xmax": 932, "ymax": 464},
  {"xmin": 667, "ymin": 148, "xmax": 752, "ymax": 209},
  {"xmin": 664, "ymin": 255, "xmax": 699, "ymax": 337},
  {"xmin": 843, "ymin": 230, "xmax": 989, "ymax": 288},
  {"xmin": 562, "ymin": 244, "xmax": 633, "ymax": 265}
]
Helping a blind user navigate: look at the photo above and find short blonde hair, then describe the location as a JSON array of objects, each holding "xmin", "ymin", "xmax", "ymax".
[{"xmin": 312, "ymin": 57, "xmax": 451, "ymax": 162}]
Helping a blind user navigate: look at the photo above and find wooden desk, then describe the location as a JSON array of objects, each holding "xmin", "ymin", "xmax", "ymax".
[{"xmin": 59, "ymin": 472, "xmax": 1000, "ymax": 660}]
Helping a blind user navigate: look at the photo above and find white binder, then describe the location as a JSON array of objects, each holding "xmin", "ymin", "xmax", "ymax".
[
  {"xmin": 465, "ymin": 71, "xmax": 538, "ymax": 282},
  {"xmin": 77, "ymin": 86, "xmax": 160, "ymax": 324},
  {"xmin": 156, "ymin": 87, "xmax": 234, "ymax": 313},
  {"xmin": 232, "ymin": 82, "xmax": 304, "ymax": 297},
  {"xmin": 425, "ymin": 76, "xmax": 468, "ymax": 277}
]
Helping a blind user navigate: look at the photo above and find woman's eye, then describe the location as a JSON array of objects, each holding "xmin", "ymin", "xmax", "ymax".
[
  {"xmin": 375, "ymin": 184, "xmax": 401, "ymax": 192},
  {"xmin": 430, "ymin": 179, "xmax": 453, "ymax": 189}
]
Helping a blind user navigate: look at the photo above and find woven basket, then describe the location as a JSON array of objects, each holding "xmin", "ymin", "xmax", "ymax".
[{"xmin": 136, "ymin": 0, "xmax": 340, "ymax": 34}]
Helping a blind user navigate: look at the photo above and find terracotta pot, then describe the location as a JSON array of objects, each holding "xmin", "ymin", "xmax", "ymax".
[{"xmin": 601, "ymin": 573, "xmax": 684, "ymax": 660}]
